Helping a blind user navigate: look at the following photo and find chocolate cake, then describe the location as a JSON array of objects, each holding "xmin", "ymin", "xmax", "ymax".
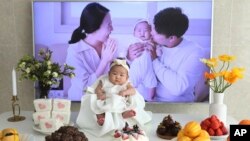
[
  {"xmin": 156, "ymin": 115, "xmax": 182, "ymax": 140},
  {"xmin": 45, "ymin": 126, "xmax": 88, "ymax": 141}
]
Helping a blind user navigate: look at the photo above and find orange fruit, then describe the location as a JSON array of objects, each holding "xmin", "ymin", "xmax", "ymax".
[
  {"xmin": 183, "ymin": 121, "xmax": 202, "ymax": 138},
  {"xmin": 177, "ymin": 135, "xmax": 192, "ymax": 141},
  {"xmin": 239, "ymin": 119, "xmax": 250, "ymax": 125},
  {"xmin": 177, "ymin": 129, "xmax": 185, "ymax": 138}
]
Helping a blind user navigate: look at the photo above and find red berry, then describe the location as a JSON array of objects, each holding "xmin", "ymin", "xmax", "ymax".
[
  {"xmin": 203, "ymin": 119, "xmax": 211, "ymax": 127},
  {"xmin": 211, "ymin": 121, "xmax": 220, "ymax": 130},
  {"xmin": 216, "ymin": 128, "xmax": 223, "ymax": 136},
  {"xmin": 201, "ymin": 124, "xmax": 208, "ymax": 130},
  {"xmin": 220, "ymin": 121, "xmax": 224, "ymax": 127},
  {"xmin": 114, "ymin": 132, "xmax": 121, "ymax": 138},
  {"xmin": 208, "ymin": 128, "xmax": 215, "ymax": 136},
  {"xmin": 221, "ymin": 126, "xmax": 228, "ymax": 135},
  {"xmin": 211, "ymin": 115, "xmax": 219, "ymax": 121}
]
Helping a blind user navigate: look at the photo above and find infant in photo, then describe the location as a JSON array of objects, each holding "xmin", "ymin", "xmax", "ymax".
[{"xmin": 128, "ymin": 19, "xmax": 157, "ymax": 101}]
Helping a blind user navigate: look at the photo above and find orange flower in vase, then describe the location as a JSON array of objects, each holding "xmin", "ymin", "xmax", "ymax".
[
  {"xmin": 200, "ymin": 54, "xmax": 245, "ymax": 124},
  {"xmin": 200, "ymin": 54, "xmax": 244, "ymax": 93}
]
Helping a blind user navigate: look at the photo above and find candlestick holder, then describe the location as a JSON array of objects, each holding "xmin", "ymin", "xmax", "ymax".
[{"xmin": 8, "ymin": 96, "xmax": 26, "ymax": 122}]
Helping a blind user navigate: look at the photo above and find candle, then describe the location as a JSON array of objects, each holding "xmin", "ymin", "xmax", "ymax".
[{"xmin": 12, "ymin": 68, "xmax": 17, "ymax": 96}]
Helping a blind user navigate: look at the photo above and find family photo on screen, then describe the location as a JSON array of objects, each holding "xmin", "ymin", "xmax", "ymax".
[{"xmin": 33, "ymin": 1, "xmax": 212, "ymax": 103}]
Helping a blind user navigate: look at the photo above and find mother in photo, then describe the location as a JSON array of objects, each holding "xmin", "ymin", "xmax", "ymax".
[{"xmin": 66, "ymin": 2, "xmax": 117, "ymax": 101}]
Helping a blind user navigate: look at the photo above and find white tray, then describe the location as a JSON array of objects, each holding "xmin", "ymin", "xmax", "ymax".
[{"xmin": 33, "ymin": 121, "xmax": 74, "ymax": 135}]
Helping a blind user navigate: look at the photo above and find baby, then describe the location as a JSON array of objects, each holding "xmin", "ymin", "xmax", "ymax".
[
  {"xmin": 94, "ymin": 59, "xmax": 136, "ymax": 126},
  {"xmin": 133, "ymin": 19, "xmax": 154, "ymax": 51},
  {"xmin": 128, "ymin": 19, "xmax": 157, "ymax": 101},
  {"xmin": 76, "ymin": 58, "xmax": 152, "ymax": 136}
]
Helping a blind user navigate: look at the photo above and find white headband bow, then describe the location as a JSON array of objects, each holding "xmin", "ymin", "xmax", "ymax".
[
  {"xmin": 134, "ymin": 19, "xmax": 150, "ymax": 31},
  {"xmin": 110, "ymin": 59, "xmax": 129, "ymax": 72}
]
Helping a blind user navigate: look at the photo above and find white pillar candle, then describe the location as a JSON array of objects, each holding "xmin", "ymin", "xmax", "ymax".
[{"xmin": 12, "ymin": 68, "xmax": 17, "ymax": 96}]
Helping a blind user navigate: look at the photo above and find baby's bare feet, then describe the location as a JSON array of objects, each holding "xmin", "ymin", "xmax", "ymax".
[
  {"xmin": 96, "ymin": 113, "xmax": 105, "ymax": 126},
  {"xmin": 122, "ymin": 110, "xmax": 136, "ymax": 119}
]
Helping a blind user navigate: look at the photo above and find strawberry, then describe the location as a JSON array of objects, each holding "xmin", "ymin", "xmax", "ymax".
[
  {"xmin": 203, "ymin": 119, "xmax": 211, "ymax": 127},
  {"xmin": 220, "ymin": 121, "xmax": 224, "ymax": 128},
  {"xmin": 205, "ymin": 117, "xmax": 211, "ymax": 122},
  {"xmin": 221, "ymin": 126, "xmax": 228, "ymax": 135},
  {"xmin": 201, "ymin": 124, "xmax": 208, "ymax": 130},
  {"xmin": 208, "ymin": 128, "xmax": 215, "ymax": 136},
  {"xmin": 114, "ymin": 132, "xmax": 121, "ymax": 138},
  {"xmin": 216, "ymin": 128, "xmax": 223, "ymax": 136},
  {"xmin": 210, "ymin": 121, "xmax": 220, "ymax": 130},
  {"xmin": 210, "ymin": 115, "xmax": 219, "ymax": 123}
]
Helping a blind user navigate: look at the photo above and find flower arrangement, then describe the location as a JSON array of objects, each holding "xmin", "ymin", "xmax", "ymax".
[
  {"xmin": 200, "ymin": 54, "xmax": 244, "ymax": 93},
  {"xmin": 16, "ymin": 48, "xmax": 75, "ymax": 97}
]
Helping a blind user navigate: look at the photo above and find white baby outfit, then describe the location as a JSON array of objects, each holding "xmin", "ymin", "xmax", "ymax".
[{"xmin": 76, "ymin": 75, "xmax": 152, "ymax": 137}]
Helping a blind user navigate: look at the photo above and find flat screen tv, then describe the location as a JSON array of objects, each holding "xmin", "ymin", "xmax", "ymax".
[{"xmin": 32, "ymin": 0, "xmax": 213, "ymax": 102}]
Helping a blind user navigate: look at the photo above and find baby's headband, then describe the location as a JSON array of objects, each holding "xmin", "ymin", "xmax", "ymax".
[
  {"xmin": 134, "ymin": 19, "xmax": 150, "ymax": 30},
  {"xmin": 110, "ymin": 59, "xmax": 129, "ymax": 72}
]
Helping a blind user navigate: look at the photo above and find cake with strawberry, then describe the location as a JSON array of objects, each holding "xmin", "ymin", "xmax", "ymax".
[
  {"xmin": 156, "ymin": 115, "xmax": 182, "ymax": 140},
  {"xmin": 53, "ymin": 99, "xmax": 71, "ymax": 112},
  {"xmin": 33, "ymin": 111, "xmax": 51, "ymax": 124},
  {"xmin": 39, "ymin": 118, "xmax": 64, "ymax": 132},
  {"xmin": 113, "ymin": 122, "xmax": 149, "ymax": 141},
  {"xmin": 34, "ymin": 98, "xmax": 52, "ymax": 112}
]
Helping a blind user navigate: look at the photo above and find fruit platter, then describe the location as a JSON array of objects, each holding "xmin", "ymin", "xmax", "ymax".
[{"xmin": 200, "ymin": 115, "xmax": 229, "ymax": 140}]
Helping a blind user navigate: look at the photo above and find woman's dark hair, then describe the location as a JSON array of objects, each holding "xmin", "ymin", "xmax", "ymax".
[
  {"xmin": 68, "ymin": 3, "xmax": 109, "ymax": 44},
  {"xmin": 154, "ymin": 7, "xmax": 189, "ymax": 38}
]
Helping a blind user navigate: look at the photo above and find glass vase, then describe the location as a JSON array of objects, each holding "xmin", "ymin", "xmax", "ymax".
[
  {"xmin": 38, "ymin": 82, "xmax": 51, "ymax": 98},
  {"xmin": 209, "ymin": 92, "xmax": 227, "ymax": 124}
]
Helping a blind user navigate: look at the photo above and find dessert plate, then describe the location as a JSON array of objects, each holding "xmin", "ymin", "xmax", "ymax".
[
  {"xmin": 169, "ymin": 135, "xmax": 229, "ymax": 141},
  {"xmin": 170, "ymin": 137, "xmax": 177, "ymax": 141},
  {"xmin": 210, "ymin": 134, "xmax": 229, "ymax": 140},
  {"xmin": 33, "ymin": 121, "xmax": 74, "ymax": 135},
  {"xmin": 156, "ymin": 132, "xmax": 176, "ymax": 140}
]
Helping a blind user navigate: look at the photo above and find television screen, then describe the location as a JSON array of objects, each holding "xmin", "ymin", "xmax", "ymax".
[{"xmin": 33, "ymin": 0, "xmax": 213, "ymax": 102}]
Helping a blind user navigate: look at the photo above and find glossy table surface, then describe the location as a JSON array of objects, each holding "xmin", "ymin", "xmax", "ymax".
[{"xmin": 0, "ymin": 111, "xmax": 237, "ymax": 141}]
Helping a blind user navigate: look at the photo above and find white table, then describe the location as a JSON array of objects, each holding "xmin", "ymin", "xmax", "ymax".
[{"xmin": 0, "ymin": 111, "xmax": 237, "ymax": 141}]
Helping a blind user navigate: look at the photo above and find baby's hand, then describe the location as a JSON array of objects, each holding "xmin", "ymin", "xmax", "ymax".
[
  {"xmin": 97, "ymin": 94, "xmax": 106, "ymax": 100},
  {"xmin": 95, "ymin": 88, "xmax": 105, "ymax": 95},
  {"xmin": 156, "ymin": 46, "xmax": 163, "ymax": 56},
  {"xmin": 144, "ymin": 42, "xmax": 154, "ymax": 51},
  {"xmin": 118, "ymin": 90, "xmax": 128, "ymax": 97},
  {"xmin": 127, "ymin": 43, "xmax": 144, "ymax": 61}
]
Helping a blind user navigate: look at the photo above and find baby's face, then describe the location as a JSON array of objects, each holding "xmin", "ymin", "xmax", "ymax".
[
  {"xmin": 134, "ymin": 22, "xmax": 151, "ymax": 41},
  {"xmin": 109, "ymin": 65, "xmax": 128, "ymax": 85}
]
